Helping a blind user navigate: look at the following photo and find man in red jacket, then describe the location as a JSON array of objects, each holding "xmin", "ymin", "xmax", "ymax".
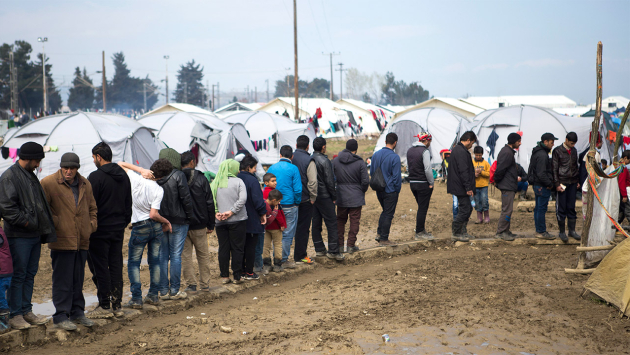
[{"xmin": 617, "ymin": 151, "xmax": 630, "ymax": 225}]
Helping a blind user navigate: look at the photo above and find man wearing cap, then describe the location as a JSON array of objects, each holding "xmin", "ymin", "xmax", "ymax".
[
  {"xmin": 407, "ymin": 132, "xmax": 434, "ymax": 240},
  {"xmin": 0, "ymin": 142, "xmax": 56, "ymax": 330},
  {"xmin": 552, "ymin": 132, "xmax": 581, "ymax": 242},
  {"xmin": 528, "ymin": 133, "xmax": 557, "ymax": 240},
  {"xmin": 292, "ymin": 135, "xmax": 317, "ymax": 265},
  {"xmin": 493, "ymin": 132, "xmax": 522, "ymax": 241},
  {"xmin": 40, "ymin": 153, "xmax": 98, "ymax": 330},
  {"xmin": 333, "ymin": 139, "xmax": 369, "ymax": 253}
]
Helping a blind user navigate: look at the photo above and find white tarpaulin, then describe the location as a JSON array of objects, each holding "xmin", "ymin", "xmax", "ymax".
[
  {"xmin": 223, "ymin": 111, "xmax": 316, "ymax": 164},
  {"xmin": 0, "ymin": 112, "xmax": 159, "ymax": 178},
  {"xmin": 374, "ymin": 107, "xmax": 470, "ymax": 167}
]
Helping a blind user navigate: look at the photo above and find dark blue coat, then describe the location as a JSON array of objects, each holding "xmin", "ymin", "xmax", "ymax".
[{"xmin": 237, "ymin": 171, "xmax": 267, "ymax": 234}]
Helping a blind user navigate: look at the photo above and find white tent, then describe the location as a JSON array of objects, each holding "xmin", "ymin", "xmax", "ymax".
[
  {"xmin": 223, "ymin": 111, "xmax": 316, "ymax": 164},
  {"xmin": 467, "ymin": 105, "xmax": 597, "ymax": 171},
  {"xmin": 0, "ymin": 112, "xmax": 159, "ymax": 178},
  {"xmin": 374, "ymin": 108, "xmax": 470, "ymax": 167},
  {"xmin": 139, "ymin": 111, "xmax": 264, "ymax": 177}
]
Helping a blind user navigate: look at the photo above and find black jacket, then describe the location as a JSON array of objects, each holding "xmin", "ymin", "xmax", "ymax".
[
  {"xmin": 447, "ymin": 142, "xmax": 475, "ymax": 196},
  {"xmin": 311, "ymin": 151, "xmax": 336, "ymax": 201},
  {"xmin": 494, "ymin": 145, "xmax": 519, "ymax": 192},
  {"xmin": 183, "ymin": 168, "xmax": 215, "ymax": 231},
  {"xmin": 332, "ymin": 149, "xmax": 369, "ymax": 208},
  {"xmin": 552, "ymin": 145, "xmax": 579, "ymax": 187},
  {"xmin": 0, "ymin": 162, "xmax": 56, "ymax": 242},
  {"xmin": 237, "ymin": 171, "xmax": 267, "ymax": 234},
  {"xmin": 156, "ymin": 169, "xmax": 194, "ymax": 225},
  {"xmin": 578, "ymin": 147, "xmax": 589, "ymax": 187},
  {"xmin": 528, "ymin": 144, "xmax": 553, "ymax": 189},
  {"xmin": 88, "ymin": 163, "xmax": 132, "ymax": 235}
]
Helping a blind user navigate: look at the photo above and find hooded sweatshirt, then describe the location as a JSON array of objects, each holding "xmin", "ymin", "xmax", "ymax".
[
  {"xmin": 332, "ymin": 149, "xmax": 369, "ymax": 208},
  {"xmin": 88, "ymin": 162, "xmax": 132, "ymax": 235}
]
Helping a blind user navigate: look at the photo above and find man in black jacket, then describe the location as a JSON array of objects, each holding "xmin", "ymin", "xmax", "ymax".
[
  {"xmin": 332, "ymin": 139, "xmax": 369, "ymax": 253},
  {"xmin": 156, "ymin": 148, "xmax": 194, "ymax": 300},
  {"xmin": 86, "ymin": 143, "xmax": 132, "ymax": 319},
  {"xmin": 311, "ymin": 137, "xmax": 344, "ymax": 260},
  {"xmin": 494, "ymin": 133, "xmax": 522, "ymax": 241},
  {"xmin": 552, "ymin": 132, "xmax": 581, "ymax": 242},
  {"xmin": 447, "ymin": 131, "xmax": 477, "ymax": 242},
  {"xmin": 292, "ymin": 135, "xmax": 317, "ymax": 265},
  {"xmin": 180, "ymin": 151, "xmax": 215, "ymax": 293},
  {"xmin": 528, "ymin": 133, "xmax": 557, "ymax": 240},
  {"xmin": 0, "ymin": 142, "xmax": 55, "ymax": 330}
]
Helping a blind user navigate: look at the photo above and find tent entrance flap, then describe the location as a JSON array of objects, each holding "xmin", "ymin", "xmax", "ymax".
[
  {"xmin": 192, "ymin": 121, "xmax": 221, "ymax": 157},
  {"xmin": 391, "ymin": 120, "xmax": 424, "ymax": 157}
]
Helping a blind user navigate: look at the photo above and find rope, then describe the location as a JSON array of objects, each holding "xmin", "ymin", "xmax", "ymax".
[{"xmin": 585, "ymin": 161, "xmax": 629, "ymax": 238}]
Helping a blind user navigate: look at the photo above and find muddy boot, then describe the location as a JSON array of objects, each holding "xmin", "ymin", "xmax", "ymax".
[
  {"xmin": 483, "ymin": 211, "xmax": 490, "ymax": 224},
  {"xmin": 475, "ymin": 211, "xmax": 483, "ymax": 224},
  {"xmin": 519, "ymin": 190, "xmax": 527, "ymax": 201},
  {"xmin": 558, "ymin": 219, "xmax": 568, "ymax": 242},
  {"xmin": 568, "ymin": 219, "xmax": 581, "ymax": 240}
]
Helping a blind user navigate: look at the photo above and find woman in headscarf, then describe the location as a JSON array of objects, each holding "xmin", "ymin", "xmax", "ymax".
[{"xmin": 211, "ymin": 159, "xmax": 248, "ymax": 284}]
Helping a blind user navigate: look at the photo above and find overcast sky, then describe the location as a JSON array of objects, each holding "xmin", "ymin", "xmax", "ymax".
[{"xmin": 2, "ymin": 0, "xmax": 629, "ymax": 107}]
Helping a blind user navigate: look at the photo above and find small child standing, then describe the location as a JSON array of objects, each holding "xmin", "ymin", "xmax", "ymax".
[
  {"xmin": 262, "ymin": 174, "xmax": 286, "ymax": 273},
  {"xmin": 472, "ymin": 146, "xmax": 490, "ymax": 224},
  {"xmin": 0, "ymin": 223, "xmax": 12, "ymax": 333}
]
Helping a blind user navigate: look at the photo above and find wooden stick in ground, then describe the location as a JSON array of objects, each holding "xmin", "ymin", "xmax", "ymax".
[
  {"xmin": 579, "ymin": 41, "xmax": 603, "ymax": 270},
  {"xmin": 613, "ymin": 102, "xmax": 630, "ymax": 164}
]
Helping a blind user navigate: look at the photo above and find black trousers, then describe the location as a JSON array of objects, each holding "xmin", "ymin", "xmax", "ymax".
[
  {"xmin": 376, "ymin": 191, "xmax": 399, "ymax": 240},
  {"xmin": 216, "ymin": 221, "xmax": 246, "ymax": 279},
  {"xmin": 312, "ymin": 197, "xmax": 339, "ymax": 254},
  {"xmin": 453, "ymin": 195, "xmax": 473, "ymax": 235},
  {"xmin": 51, "ymin": 250, "xmax": 88, "ymax": 324},
  {"xmin": 411, "ymin": 183, "xmax": 433, "ymax": 233},
  {"xmin": 243, "ymin": 233, "xmax": 258, "ymax": 274},
  {"xmin": 87, "ymin": 231, "xmax": 124, "ymax": 309},
  {"xmin": 556, "ymin": 182, "xmax": 578, "ymax": 221},
  {"xmin": 294, "ymin": 201, "xmax": 313, "ymax": 261}
]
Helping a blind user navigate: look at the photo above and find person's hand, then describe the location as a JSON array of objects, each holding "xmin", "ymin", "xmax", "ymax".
[
  {"xmin": 624, "ymin": 198, "xmax": 628, "ymax": 203},
  {"xmin": 128, "ymin": 224, "xmax": 133, "ymax": 230},
  {"xmin": 577, "ymin": 183, "xmax": 581, "ymax": 189},
  {"xmin": 207, "ymin": 228, "xmax": 213, "ymax": 234},
  {"xmin": 281, "ymin": 227, "xmax": 285, "ymax": 231},
  {"xmin": 141, "ymin": 168, "xmax": 155, "ymax": 179},
  {"xmin": 223, "ymin": 211, "xmax": 234, "ymax": 220},
  {"xmin": 429, "ymin": 185, "xmax": 433, "ymax": 189},
  {"xmin": 332, "ymin": 201, "xmax": 336, "ymax": 204},
  {"xmin": 467, "ymin": 190, "xmax": 473, "ymax": 196},
  {"xmin": 311, "ymin": 200, "xmax": 314, "ymax": 204},
  {"xmin": 215, "ymin": 213, "xmax": 224, "ymax": 221},
  {"xmin": 260, "ymin": 215, "xmax": 267, "ymax": 225},
  {"xmin": 517, "ymin": 176, "xmax": 522, "ymax": 182},
  {"xmin": 162, "ymin": 222, "xmax": 172, "ymax": 233},
  {"xmin": 556, "ymin": 186, "xmax": 564, "ymax": 192}
]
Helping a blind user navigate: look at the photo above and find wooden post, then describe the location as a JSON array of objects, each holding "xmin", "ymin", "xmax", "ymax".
[{"xmin": 293, "ymin": 0, "xmax": 299, "ymax": 121}]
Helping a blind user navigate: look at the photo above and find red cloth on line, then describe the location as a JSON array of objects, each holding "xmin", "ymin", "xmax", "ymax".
[
  {"xmin": 263, "ymin": 186, "xmax": 286, "ymax": 230},
  {"xmin": 618, "ymin": 167, "xmax": 630, "ymax": 198}
]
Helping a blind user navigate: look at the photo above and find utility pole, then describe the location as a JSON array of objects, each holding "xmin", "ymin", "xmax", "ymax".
[
  {"xmin": 37, "ymin": 37, "xmax": 48, "ymax": 113},
  {"xmin": 217, "ymin": 82, "xmax": 220, "ymax": 109},
  {"xmin": 335, "ymin": 63, "xmax": 347, "ymax": 100},
  {"xmin": 211, "ymin": 84, "xmax": 216, "ymax": 111},
  {"xmin": 9, "ymin": 52, "xmax": 18, "ymax": 112},
  {"xmin": 102, "ymin": 50, "xmax": 106, "ymax": 112},
  {"xmin": 322, "ymin": 52, "xmax": 339, "ymax": 100},
  {"xmin": 265, "ymin": 79, "xmax": 269, "ymax": 102},
  {"xmin": 293, "ymin": 0, "xmax": 299, "ymax": 121},
  {"xmin": 184, "ymin": 82, "xmax": 188, "ymax": 103},
  {"xmin": 164, "ymin": 55, "xmax": 169, "ymax": 104}
]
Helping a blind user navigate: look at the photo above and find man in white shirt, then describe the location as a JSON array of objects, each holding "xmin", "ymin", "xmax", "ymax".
[{"xmin": 118, "ymin": 159, "xmax": 172, "ymax": 309}]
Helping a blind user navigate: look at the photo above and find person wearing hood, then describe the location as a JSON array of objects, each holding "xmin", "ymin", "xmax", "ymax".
[
  {"xmin": 528, "ymin": 133, "xmax": 557, "ymax": 240},
  {"xmin": 552, "ymin": 132, "xmax": 581, "ymax": 242},
  {"xmin": 333, "ymin": 139, "xmax": 369, "ymax": 253},
  {"xmin": 86, "ymin": 143, "xmax": 132, "ymax": 319},
  {"xmin": 493, "ymin": 133, "xmax": 522, "ymax": 241},
  {"xmin": 156, "ymin": 148, "xmax": 194, "ymax": 300},
  {"xmin": 406, "ymin": 133, "xmax": 435, "ymax": 240}
]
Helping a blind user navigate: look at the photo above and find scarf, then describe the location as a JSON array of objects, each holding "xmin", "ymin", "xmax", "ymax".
[{"xmin": 210, "ymin": 159, "xmax": 240, "ymax": 212}]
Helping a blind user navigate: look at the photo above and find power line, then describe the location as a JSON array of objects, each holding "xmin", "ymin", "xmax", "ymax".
[
  {"xmin": 307, "ymin": 0, "xmax": 328, "ymax": 52},
  {"xmin": 281, "ymin": 0, "xmax": 317, "ymax": 55},
  {"xmin": 320, "ymin": 0, "xmax": 335, "ymax": 51}
]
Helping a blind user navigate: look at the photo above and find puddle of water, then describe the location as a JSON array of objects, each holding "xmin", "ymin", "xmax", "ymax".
[{"xmin": 32, "ymin": 291, "xmax": 132, "ymax": 317}]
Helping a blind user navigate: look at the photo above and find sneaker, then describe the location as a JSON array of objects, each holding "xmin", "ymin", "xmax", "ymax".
[
  {"xmin": 160, "ymin": 293, "xmax": 172, "ymax": 301},
  {"xmin": 185, "ymin": 285, "xmax": 197, "ymax": 294},
  {"xmin": 451, "ymin": 235, "xmax": 470, "ymax": 242},
  {"xmin": 171, "ymin": 291, "xmax": 188, "ymax": 300},
  {"xmin": 233, "ymin": 278, "xmax": 243, "ymax": 285},
  {"xmin": 414, "ymin": 231, "xmax": 435, "ymax": 241},
  {"xmin": 297, "ymin": 257, "xmax": 314, "ymax": 264},
  {"xmin": 262, "ymin": 265, "xmax": 272, "ymax": 275},
  {"xmin": 496, "ymin": 232, "xmax": 515, "ymax": 242},
  {"xmin": 535, "ymin": 232, "xmax": 555, "ymax": 240},
  {"xmin": 112, "ymin": 308, "xmax": 125, "ymax": 318},
  {"xmin": 124, "ymin": 299, "xmax": 143, "ymax": 309},
  {"xmin": 375, "ymin": 233, "xmax": 381, "ymax": 242},
  {"xmin": 315, "ymin": 251, "xmax": 327, "ymax": 257},
  {"xmin": 54, "ymin": 320, "xmax": 77, "ymax": 331},
  {"xmin": 507, "ymin": 231, "xmax": 518, "ymax": 238},
  {"xmin": 144, "ymin": 294, "xmax": 160, "ymax": 305},
  {"xmin": 379, "ymin": 240, "xmax": 396, "ymax": 246},
  {"xmin": 334, "ymin": 253, "xmax": 345, "ymax": 261},
  {"xmin": 326, "ymin": 252, "xmax": 336, "ymax": 259},
  {"xmin": 284, "ymin": 261, "xmax": 296, "ymax": 269},
  {"xmin": 244, "ymin": 273, "xmax": 260, "ymax": 280},
  {"xmin": 23, "ymin": 311, "xmax": 48, "ymax": 325},
  {"xmin": 200, "ymin": 287, "xmax": 210, "ymax": 292},
  {"xmin": 222, "ymin": 278, "xmax": 232, "ymax": 284},
  {"xmin": 87, "ymin": 306, "xmax": 114, "ymax": 319},
  {"xmin": 72, "ymin": 316, "xmax": 94, "ymax": 327},
  {"xmin": 8, "ymin": 315, "xmax": 31, "ymax": 330},
  {"xmin": 347, "ymin": 246, "xmax": 360, "ymax": 254},
  {"xmin": 272, "ymin": 265, "xmax": 283, "ymax": 272}
]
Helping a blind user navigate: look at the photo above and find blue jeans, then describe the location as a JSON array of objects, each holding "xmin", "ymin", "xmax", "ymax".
[
  {"xmin": 453, "ymin": 195, "xmax": 459, "ymax": 217},
  {"xmin": 159, "ymin": 224, "xmax": 189, "ymax": 295},
  {"xmin": 534, "ymin": 185, "xmax": 552, "ymax": 233},
  {"xmin": 518, "ymin": 181, "xmax": 529, "ymax": 192},
  {"xmin": 281, "ymin": 205, "xmax": 299, "ymax": 263},
  {"xmin": 8, "ymin": 237, "xmax": 41, "ymax": 317},
  {"xmin": 128, "ymin": 221, "xmax": 162, "ymax": 301},
  {"xmin": 0, "ymin": 276, "xmax": 11, "ymax": 311},
  {"xmin": 474, "ymin": 186, "xmax": 489, "ymax": 212},
  {"xmin": 254, "ymin": 233, "xmax": 264, "ymax": 270}
]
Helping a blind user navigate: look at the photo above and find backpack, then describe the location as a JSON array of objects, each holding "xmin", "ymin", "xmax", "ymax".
[
  {"xmin": 369, "ymin": 154, "xmax": 387, "ymax": 192},
  {"xmin": 489, "ymin": 161, "xmax": 497, "ymax": 184}
]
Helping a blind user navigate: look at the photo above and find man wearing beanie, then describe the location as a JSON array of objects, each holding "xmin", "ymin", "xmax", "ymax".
[
  {"xmin": 0, "ymin": 142, "xmax": 55, "ymax": 330},
  {"xmin": 528, "ymin": 133, "xmax": 557, "ymax": 240},
  {"xmin": 494, "ymin": 132, "xmax": 522, "ymax": 241},
  {"xmin": 156, "ymin": 148, "xmax": 193, "ymax": 300},
  {"xmin": 332, "ymin": 139, "xmax": 369, "ymax": 253},
  {"xmin": 552, "ymin": 132, "xmax": 581, "ymax": 242},
  {"xmin": 41, "ymin": 152, "xmax": 98, "ymax": 330},
  {"xmin": 292, "ymin": 135, "xmax": 317, "ymax": 266},
  {"xmin": 406, "ymin": 132, "xmax": 435, "ymax": 241}
]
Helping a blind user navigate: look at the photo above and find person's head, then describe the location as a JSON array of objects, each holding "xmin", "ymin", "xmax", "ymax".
[
  {"xmin": 460, "ymin": 131, "xmax": 477, "ymax": 149},
  {"xmin": 180, "ymin": 151, "xmax": 196, "ymax": 169},
  {"xmin": 385, "ymin": 133, "xmax": 398, "ymax": 149},
  {"xmin": 150, "ymin": 158, "xmax": 174, "ymax": 180},
  {"xmin": 565, "ymin": 132, "xmax": 578, "ymax": 149},
  {"xmin": 601, "ymin": 159, "xmax": 608, "ymax": 168},
  {"xmin": 540, "ymin": 133, "xmax": 558, "ymax": 150},
  {"xmin": 507, "ymin": 133, "xmax": 522, "ymax": 150},
  {"xmin": 313, "ymin": 137, "xmax": 326, "ymax": 153},
  {"xmin": 18, "ymin": 142, "xmax": 45, "ymax": 172},
  {"xmin": 240, "ymin": 155, "xmax": 258, "ymax": 174},
  {"xmin": 267, "ymin": 188, "xmax": 283, "ymax": 207},
  {"xmin": 280, "ymin": 145, "xmax": 293, "ymax": 159},
  {"xmin": 92, "ymin": 142, "xmax": 112, "ymax": 168},
  {"xmin": 473, "ymin": 146, "xmax": 484, "ymax": 161},
  {"xmin": 620, "ymin": 151, "xmax": 630, "ymax": 165},
  {"xmin": 296, "ymin": 135, "xmax": 310, "ymax": 150},
  {"xmin": 60, "ymin": 152, "xmax": 80, "ymax": 182},
  {"xmin": 346, "ymin": 139, "xmax": 358, "ymax": 153},
  {"xmin": 159, "ymin": 148, "xmax": 182, "ymax": 170},
  {"xmin": 417, "ymin": 132, "xmax": 432, "ymax": 148},
  {"xmin": 263, "ymin": 173, "xmax": 277, "ymax": 188}
]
